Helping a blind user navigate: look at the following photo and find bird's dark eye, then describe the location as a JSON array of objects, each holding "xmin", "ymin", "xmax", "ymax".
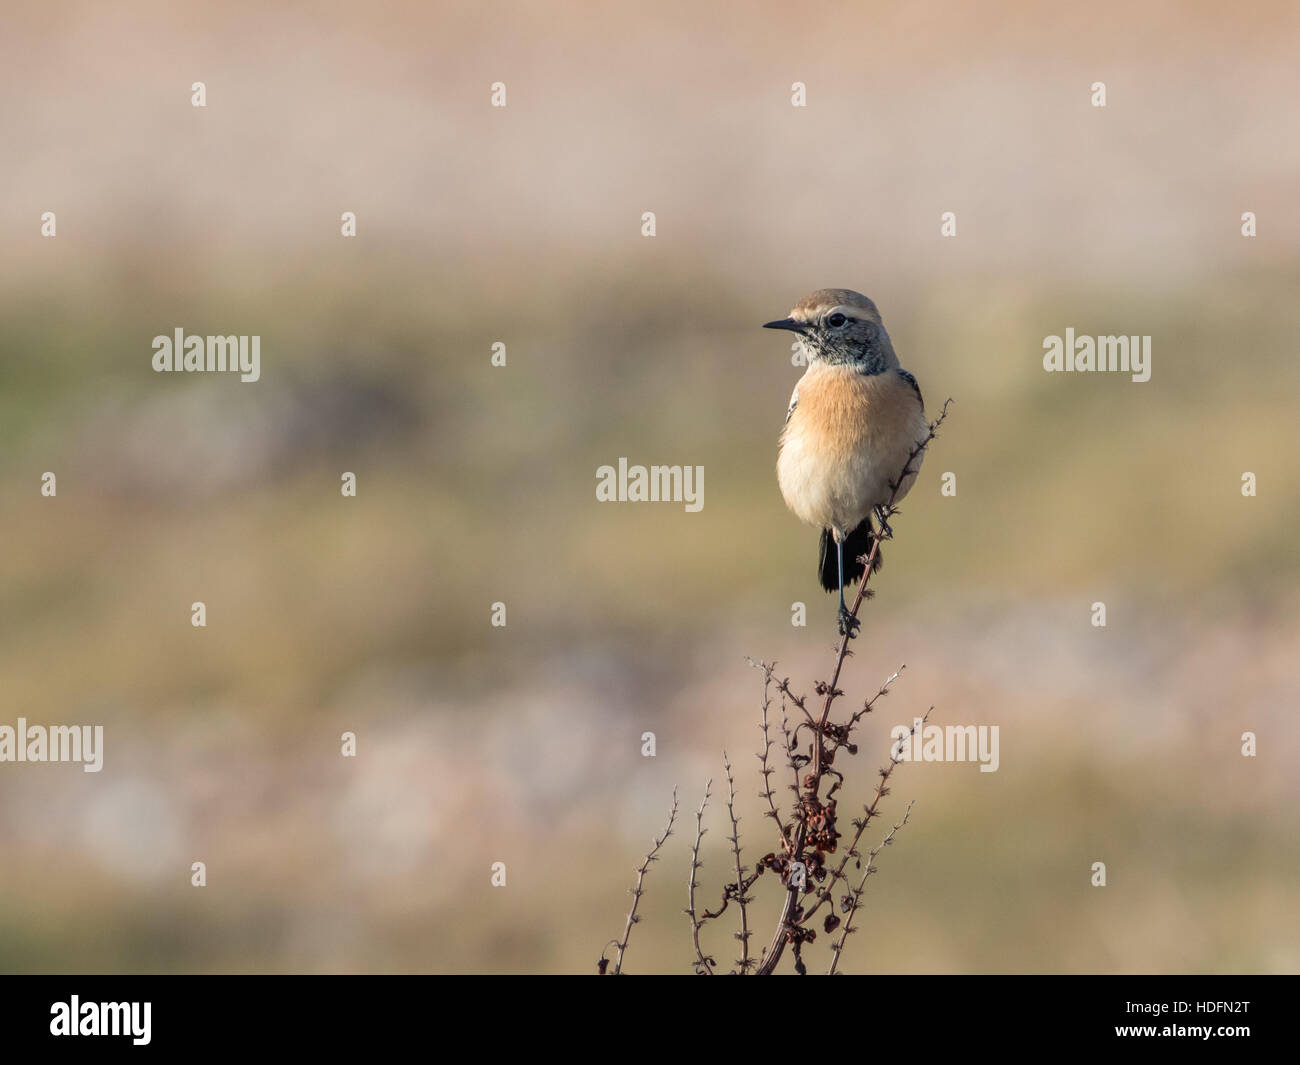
[{"xmin": 827, "ymin": 313, "xmax": 848, "ymax": 328}]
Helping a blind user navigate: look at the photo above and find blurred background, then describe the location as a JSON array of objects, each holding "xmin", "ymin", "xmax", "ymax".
[{"xmin": 1, "ymin": 0, "xmax": 1297, "ymax": 973}]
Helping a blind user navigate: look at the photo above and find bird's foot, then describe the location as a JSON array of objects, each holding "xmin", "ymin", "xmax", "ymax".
[
  {"xmin": 874, "ymin": 506, "xmax": 895, "ymax": 540},
  {"xmin": 837, "ymin": 604, "xmax": 860, "ymax": 638}
]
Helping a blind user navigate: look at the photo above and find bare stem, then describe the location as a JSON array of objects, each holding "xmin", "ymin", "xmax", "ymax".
[
  {"xmin": 755, "ymin": 399, "xmax": 950, "ymax": 975},
  {"xmin": 686, "ymin": 781, "xmax": 715, "ymax": 974},
  {"xmin": 748, "ymin": 659, "xmax": 792, "ymax": 848},
  {"xmin": 722, "ymin": 752, "xmax": 753, "ymax": 973},
  {"xmin": 605, "ymin": 789, "xmax": 678, "ymax": 975},
  {"xmin": 827, "ymin": 800, "xmax": 916, "ymax": 975},
  {"xmin": 802, "ymin": 705, "xmax": 930, "ymax": 925}
]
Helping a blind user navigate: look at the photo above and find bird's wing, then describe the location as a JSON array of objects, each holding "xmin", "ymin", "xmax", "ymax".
[
  {"xmin": 784, "ymin": 384, "xmax": 799, "ymax": 425},
  {"xmin": 896, "ymin": 369, "xmax": 923, "ymax": 409}
]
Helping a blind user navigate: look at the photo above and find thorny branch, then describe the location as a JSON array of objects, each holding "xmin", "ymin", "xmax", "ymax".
[
  {"xmin": 801, "ymin": 705, "xmax": 931, "ymax": 928},
  {"xmin": 600, "ymin": 790, "xmax": 677, "ymax": 975},
  {"xmin": 828, "ymin": 800, "xmax": 916, "ymax": 975},
  {"xmin": 686, "ymin": 782, "xmax": 715, "ymax": 974},
  {"xmin": 754, "ymin": 399, "xmax": 950, "ymax": 975},
  {"xmin": 722, "ymin": 752, "xmax": 754, "ymax": 972},
  {"xmin": 750, "ymin": 660, "xmax": 792, "ymax": 848},
  {"xmin": 599, "ymin": 399, "xmax": 951, "ymax": 975}
]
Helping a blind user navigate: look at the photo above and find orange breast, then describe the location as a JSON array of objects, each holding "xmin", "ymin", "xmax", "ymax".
[
  {"xmin": 778, "ymin": 365, "xmax": 927, "ymax": 534},
  {"xmin": 790, "ymin": 366, "xmax": 921, "ymax": 460}
]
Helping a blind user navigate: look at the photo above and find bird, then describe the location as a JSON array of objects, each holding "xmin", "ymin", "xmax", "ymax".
[{"xmin": 766, "ymin": 289, "xmax": 928, "ymax": 634}]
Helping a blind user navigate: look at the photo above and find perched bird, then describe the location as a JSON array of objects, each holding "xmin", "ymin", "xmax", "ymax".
[{"xmin": 766, "ymin": 289, "xmax": 927, "ymax": 632}]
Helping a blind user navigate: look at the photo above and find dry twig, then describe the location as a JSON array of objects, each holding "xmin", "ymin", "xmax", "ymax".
[
  {"xmin": 755, "ymin": 399, "xmax": 950, "ymax": 974},
  {"xmin": 600, "ymin": 790, "xmax": 678, "ymax": 975},
  {"xmin": 600, "ymin": 399, "xmax": 951, "ymax": 975},
  {"xmin": 827, "ymin": 800, "xmax": 916, "ymax": 974},
  {"xmin": 686, "ymin": 782, "xmax": 715, "ymax": 974}
]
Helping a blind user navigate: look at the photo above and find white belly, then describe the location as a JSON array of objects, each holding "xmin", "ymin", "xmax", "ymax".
[
  {"xmin": 778, "ymin": 434, "xmax": 909, "ymax": 536},
  {"xmin": 776, "ymin": 366, "xmax": 926, "ymax": 539}
]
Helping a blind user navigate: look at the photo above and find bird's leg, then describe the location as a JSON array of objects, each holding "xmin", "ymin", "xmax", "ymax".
[
  {"xmin": 873, "ymin": 504, "xmax": 894, "ymax": 540},
  {"xmin": 835, "ymin": 538, "xmax": 857, "ymax": 637}
]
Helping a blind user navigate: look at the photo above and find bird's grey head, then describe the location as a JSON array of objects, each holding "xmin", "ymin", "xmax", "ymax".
[{"xmin": 763, "ymin": 288, "xmax": 898, "ymax": 374}]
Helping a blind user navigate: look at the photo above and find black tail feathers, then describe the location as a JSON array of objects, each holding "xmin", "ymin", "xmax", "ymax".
[{"xmin": 818, "ymin": 518, "xmax": 882, "ymax": 593}]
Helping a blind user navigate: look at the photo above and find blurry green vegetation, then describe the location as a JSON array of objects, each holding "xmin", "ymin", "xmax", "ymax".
[{"xmin": 2, "ymin": 251, "xmax": 1298, "ymax": 972}]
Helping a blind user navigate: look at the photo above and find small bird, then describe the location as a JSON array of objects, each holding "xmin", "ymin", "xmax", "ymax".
[{"xmin": 766, "ymin": 289, "xmax": 928, "ymax": 633}]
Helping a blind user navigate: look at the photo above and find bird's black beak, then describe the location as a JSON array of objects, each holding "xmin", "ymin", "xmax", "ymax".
[{"xmin": 763, "ymin": 317, "xmax": 806, "ymax": 334}]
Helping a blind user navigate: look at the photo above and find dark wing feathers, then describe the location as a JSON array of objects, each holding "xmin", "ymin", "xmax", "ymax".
[{"xmin": 896, "ymin": 368, "xmax": 923, "ymax": 408}]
